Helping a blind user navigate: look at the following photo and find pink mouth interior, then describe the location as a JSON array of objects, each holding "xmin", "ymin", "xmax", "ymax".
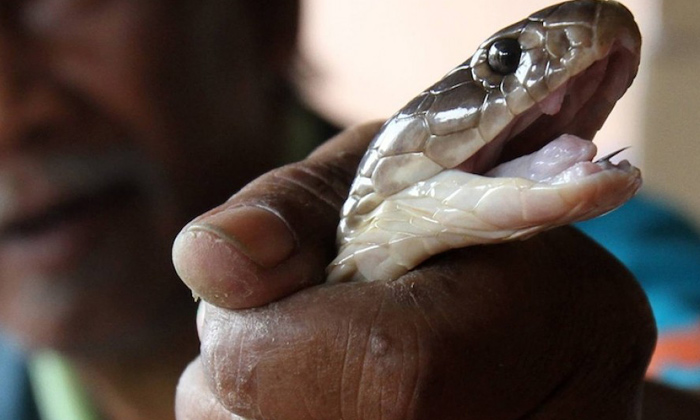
[{"xmin": 456, "ymin": 42, "xmax": 639, "ymax": 177}]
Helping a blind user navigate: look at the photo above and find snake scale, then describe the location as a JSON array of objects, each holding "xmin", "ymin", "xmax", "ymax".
[{"xmin": 327, "ymin": 0, "xmax": 642, "ymax": 283}]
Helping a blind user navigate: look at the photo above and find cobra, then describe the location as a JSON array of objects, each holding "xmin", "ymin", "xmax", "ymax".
[{"xmin": 328, "ymin": 0, "xmax": 642, "ymax": 283}]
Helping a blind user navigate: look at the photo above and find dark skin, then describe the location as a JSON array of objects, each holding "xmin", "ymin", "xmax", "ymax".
[{"xmin": 173, "ymin": 123, "xmax": 700, "ymax": 419}]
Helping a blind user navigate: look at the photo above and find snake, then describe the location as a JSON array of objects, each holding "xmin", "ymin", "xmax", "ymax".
[{"xmin": 327, "ymin": 0, "xmax": 642, "ymax": 283}]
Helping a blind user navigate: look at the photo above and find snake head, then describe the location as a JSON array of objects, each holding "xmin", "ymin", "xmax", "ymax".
[{"xmin": 330, "ymin": 0, "xmax": 643, "ymax": 283}]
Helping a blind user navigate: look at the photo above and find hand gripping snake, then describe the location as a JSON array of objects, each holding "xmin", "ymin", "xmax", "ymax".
[{"xmin": 327, "ymin": 0, "xmax": 642, "ymax": 283}]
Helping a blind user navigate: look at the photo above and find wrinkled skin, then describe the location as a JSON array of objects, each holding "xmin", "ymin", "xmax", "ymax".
[{"xmin": 174, "ymin": 123, "xmax": 661, "ymax": 420}]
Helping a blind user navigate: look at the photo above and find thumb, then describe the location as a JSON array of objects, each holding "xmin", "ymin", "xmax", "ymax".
[{"xmin": 172, "ymin": 122, "xmax": 382, "ymax": 309}]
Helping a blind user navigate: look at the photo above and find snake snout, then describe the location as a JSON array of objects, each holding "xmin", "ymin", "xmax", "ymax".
[{"xmin": 468, "ymin": 39, "xmax": 640, "ymax": 178}]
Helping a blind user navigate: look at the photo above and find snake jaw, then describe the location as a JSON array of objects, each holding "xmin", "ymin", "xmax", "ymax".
[
  {"xmin": 486, "ymin": 133, "xmax": 638, "ymax": 187},
  {"xmin": 330, "ymin": 0, "xmax": 643, "ymax": 283}
]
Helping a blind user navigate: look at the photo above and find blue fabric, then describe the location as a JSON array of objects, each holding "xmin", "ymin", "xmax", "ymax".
[
  {"xmin": 576, "ymin": 196, "xmax": 700, "ymax": 331},
  {"xmin": 0, "ymin": 335, "xmax": 40, "ymax": 420},
  {"xmin": 658, "ymin": 365, "xmax": 700, "ymax": 389},
  {"xmin": 577, "ymin": 195, "xmax": 700, "ymax": 389}
]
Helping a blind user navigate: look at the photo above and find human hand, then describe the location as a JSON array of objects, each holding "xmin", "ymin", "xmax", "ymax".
[{"xmin": 172, "ymin": 123, "xmax": 656, "ymax": 420}]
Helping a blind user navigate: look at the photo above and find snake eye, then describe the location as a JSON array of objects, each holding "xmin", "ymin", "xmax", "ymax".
[{"xmin": 487, "ymin": 38, "xmax": 522, "ymax": 75}]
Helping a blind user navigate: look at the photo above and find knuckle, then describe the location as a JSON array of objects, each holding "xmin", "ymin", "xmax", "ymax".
[{"xmin": 273, "ymin": 159, "xmax": 354, "ymax": 211}]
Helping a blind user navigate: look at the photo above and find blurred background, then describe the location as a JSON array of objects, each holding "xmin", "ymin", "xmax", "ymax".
[{"xmin": 299, "ymin": 0, "xmax": 700, "ymax": 226}]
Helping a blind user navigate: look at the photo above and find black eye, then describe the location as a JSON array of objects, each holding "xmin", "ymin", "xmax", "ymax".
[{"xmin": 487, "ymin": 38, "xmax": 522, "ymax": 75}]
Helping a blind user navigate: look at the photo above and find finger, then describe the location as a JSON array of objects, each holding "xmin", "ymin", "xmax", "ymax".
[
  {"xmin": 197, "ymin": 227, "xmax": 655, "ymax": 420},
  {"xmin": 175, "ymin": 358, "xmax": 243, "ymax": 420},
  {"xmin": 172, "ymin": 121, "xmax": 383, "ymax": 309}
]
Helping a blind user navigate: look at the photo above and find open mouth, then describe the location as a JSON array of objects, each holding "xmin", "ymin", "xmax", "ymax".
[
  {"xmin": 457, "ymin": 42, "xmax": 639, "ymax": 180},
  {"xmin": 0, "ymin": 181, "xmax": 140, "ymax": 241}
]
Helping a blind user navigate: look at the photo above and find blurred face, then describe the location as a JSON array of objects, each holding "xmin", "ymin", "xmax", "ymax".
[{"xmin": 0, "ymin": 0, "xmax": 289, "ymax": 354}]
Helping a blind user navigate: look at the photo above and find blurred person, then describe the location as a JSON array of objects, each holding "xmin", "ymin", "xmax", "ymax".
[
  {"xmin": 0, "ymin": 2, "xmax": 698, "ymax": 420},
  {"xmin": 0, "ymin": 1, "xmax": 336, "ymax": 419}
]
